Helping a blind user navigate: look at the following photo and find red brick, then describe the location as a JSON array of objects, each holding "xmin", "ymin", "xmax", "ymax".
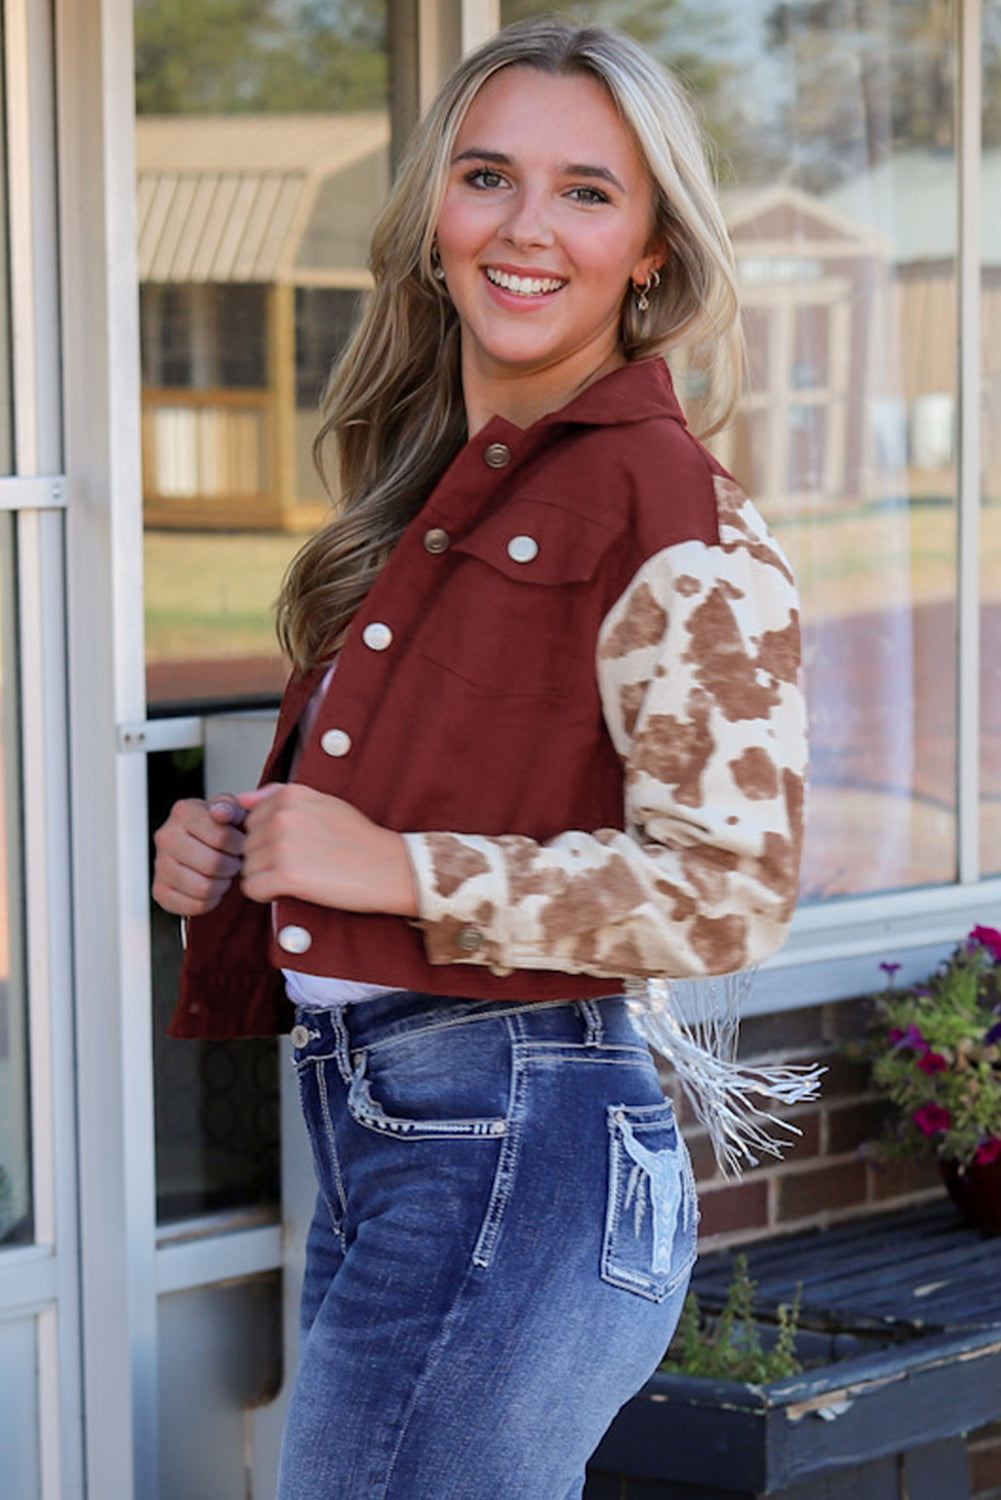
[
  {"xmin": 969, "ymin": 1422, "xmax": 1001, "ymax": 1496},
  {"xmin": 867, "ymin": 1154, "xmax": 943, "ymax": 1201},
  {"xmin": 823, "ymin": 995, "xmax": 877, "ymax": 1043},
  {"xmin": 687, "ymin": 1128, "xmax": 723, "ymax": 1184},
  {"xmin": 686, "ymin": 1110, "xmax": 820, "ymax": 1184},
  {"xmin": 738, "ymin": 1006, "xmax": 826, "ymax": 1059},
  {"xmin": 815, "ymin": 1053, "xmax": 873, "ymax": 1098},
  {"xmin": 697, "ymin": 1179, "xmax": 769, "ymax": 1238},
  {"xmin": 773, "ymin": 1107, "xmax": 822, "ymax": 1161},
  {"xmin": 775, "ymin": 1160, "xmax": 869, "ymax": 1222},
  {"xmin": 827, "ymin": 1100, "xmax": 893, "ymax": 1155}
]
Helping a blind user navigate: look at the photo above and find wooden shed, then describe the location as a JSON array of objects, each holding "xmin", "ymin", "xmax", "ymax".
[{"xmin": 137, "ymin": 112, "xmax": 389, "ymax": 530}]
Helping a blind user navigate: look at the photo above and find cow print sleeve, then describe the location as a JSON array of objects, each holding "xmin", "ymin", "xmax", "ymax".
[{"xmin": 402, "ymin": 476, "xmax": 807, "ymax": 980}]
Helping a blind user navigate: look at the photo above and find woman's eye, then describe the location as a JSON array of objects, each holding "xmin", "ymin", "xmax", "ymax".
[
  {"xmin": 467, "ymin": 167, "xmax": 506, "ymax": 189},
  {"xmin": 568, "ymin": 185, "xmax": 611, "ymax": 205}
]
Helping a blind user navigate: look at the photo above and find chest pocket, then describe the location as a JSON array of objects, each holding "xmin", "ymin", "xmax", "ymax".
[{"xmin": 419, "ymin": 495, "xmax": 619, "ymax": 699}]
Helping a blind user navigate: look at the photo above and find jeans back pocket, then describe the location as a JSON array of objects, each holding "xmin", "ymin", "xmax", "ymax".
[{"xmin": 601, "ymin": 1100, "xmax": 698, "ymax": 1302}]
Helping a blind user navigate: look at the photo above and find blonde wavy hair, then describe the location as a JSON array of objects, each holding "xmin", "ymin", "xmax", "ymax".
[{"xmin": 278, "ymin": 18, "xmax": 741, "ymax": 671}]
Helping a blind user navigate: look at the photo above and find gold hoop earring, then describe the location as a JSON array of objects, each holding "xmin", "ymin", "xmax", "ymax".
[{"xmin": 633, "ymin": 267, "xmax": 660, "ymax": 313}]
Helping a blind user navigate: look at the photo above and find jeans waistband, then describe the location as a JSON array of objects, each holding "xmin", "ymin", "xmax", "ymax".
[{"xmin": 295, "ymin": 990, "xmax": 637, "ymax": 1056}]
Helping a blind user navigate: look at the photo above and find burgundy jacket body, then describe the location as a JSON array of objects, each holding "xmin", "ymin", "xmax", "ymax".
[{"xmin": 171, "ymin": 361, "xmax": 737, "ymax": 1038}]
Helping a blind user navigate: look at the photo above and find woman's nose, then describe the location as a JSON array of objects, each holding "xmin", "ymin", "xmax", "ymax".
[{"xmin": 500, "ymin": 189, "xmax": 554, "ymax": 248}]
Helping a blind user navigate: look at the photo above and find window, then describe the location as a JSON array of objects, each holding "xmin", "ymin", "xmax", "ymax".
[
  {"xmin": 135, "ymin": 0, "xmax": 392, "ymax": 1221},
  {"xmin": 135, "ymin": 0, "xmax": 390, "ymax": 710},
  {"xmin": 506, "ymin": 0, "xmax": 985, "ymax": 910}
]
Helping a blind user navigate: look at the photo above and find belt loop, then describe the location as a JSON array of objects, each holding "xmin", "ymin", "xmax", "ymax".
[{"xmin": 579, "ymin": 1000, "xmax": 604, "ymax": 1047}]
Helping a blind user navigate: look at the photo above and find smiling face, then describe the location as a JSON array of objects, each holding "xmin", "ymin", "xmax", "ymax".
[{"xmin": 434, "ymin": 65, "xmax": 664, "ymax": 431}]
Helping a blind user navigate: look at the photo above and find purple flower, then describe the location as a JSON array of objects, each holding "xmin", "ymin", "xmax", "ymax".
[
  {"xmin": 970, "ymin": 926, "xmax": 1001, "ymax": 962},
  {"xmin": 892, "ymin": 1024, "xmax": 929, "ymax": 1055},
  {"xmin": 913, "ymin": 1103, "xmax": 952, "ymax": 1136},
  {"xmin": 917, "ymin": 1051, "xmax": 948, "ymax": 1075},
  {"xmin": 975, "ymin": 1137, "xmax": 1001, "ymax": 1166},
  {"xmin": 880, "ymin": 961, "xmax": 902, "ymax": 982},
  {"xmin": 985, "ymin": 1020, "xmax": 1001, "ymax": 1047}
]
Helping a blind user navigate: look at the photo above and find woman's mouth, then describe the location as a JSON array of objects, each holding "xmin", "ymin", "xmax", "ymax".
[{"xmin": 485, "ymin": 267, "xmax": 567, "ymax": 297}]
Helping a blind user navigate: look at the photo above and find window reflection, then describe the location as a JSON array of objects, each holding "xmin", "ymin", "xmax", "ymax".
[
  {"xmin": 149, "ymin": 750, "xmax": 279, "ymax": 1222},
  {"xmin": 136, "ymin": 0, "xmax": 390, "ymax": 707},
  {"xmin": 0, "ymin": 44, "xmax": 28, "ymax": 1248},
  {"xmin": 981, "ymin": 0, "xmax": 1001, "ymax": 876},
  {"xmin": 505, "ymin": 0, "xmax": 961, "ymax": 900},
  {"xmin": 135, "ymin": 0, "xmax": 392, "ymax": 1218},
  {"xmin": 0, "ymin": 515, "xmax": 29, "ymax": 1247}
]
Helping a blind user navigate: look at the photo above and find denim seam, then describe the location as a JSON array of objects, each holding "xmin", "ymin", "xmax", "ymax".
[
  {"xmin": 315, "ymin": 1061, "xmax": 349, "ymax": 1225},
  {"xmin": 377, "ymin": 1250, "xmax": 486, "ymax": 1500},
  {"xmin": 470, "ymin": 1031, "xmax": 527, "ymax": 1269},
  {"xmin": 331, "ymin": 1006, "xmax": 356, "ymax": 1085},
  {"xmin": 354, "ymin": 996, "xmax": 622, "ymax": 1056},
  {"xmin": 518, "ymin": 1042, "xmax": 649, "ymax": 1063}
]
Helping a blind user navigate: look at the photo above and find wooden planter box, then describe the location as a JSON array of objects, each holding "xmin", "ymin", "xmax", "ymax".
[{"xmin": 585, "ymin": 1202, "xmax": 1001, "ymax": 1500}]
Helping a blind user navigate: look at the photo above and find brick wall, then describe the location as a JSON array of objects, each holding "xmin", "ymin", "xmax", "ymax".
[
  {"xmin": 662, "ymin": 993, "xmax": 999, "ymax": 1497},
  {"xmin": 667, "ymin": 995, "xmax": 941, "ymax": 1246}
]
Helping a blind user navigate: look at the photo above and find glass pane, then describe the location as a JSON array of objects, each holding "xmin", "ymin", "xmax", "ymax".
[
  {"xmin": 135, "ymin": 0, "xmax": 389, "ymax": 707},
  {"xmin": 150, "ymin": 750, "xmax": 279, "ymax": 1222},
  {"xmin": 981, "ymin": 0, "xmax": 1001, "ymax": 875},
  {"xmin": 0, "ymin": 25, "xmax": 10, "ymax": 475},
  {"xmin": 0, "ymin": 1317, "xmax": 40, "ymax": 1498},
  {"xmin": 0, "ymin": 514, "xmax": 29, "ymax": 1246},
  {"xmin": 158, "ymin": 1276, "xmax": 282, "ymax": 1500},
  {"xmin": 503, "ymin": 0, "xmax": 959, "ymax": 899},
  {"xmin": 0, "ymin": 37, "xmax": 27, "ymax": 1249}
]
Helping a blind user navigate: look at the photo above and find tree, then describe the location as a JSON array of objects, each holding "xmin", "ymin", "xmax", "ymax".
[
  {"xmin": 499, "ymin": 0, "xmax": 762, "ymax": 178},
  {"xmin": 134, "ymin": 0, "xmax": 387, "ymax": 114},
  {"xmin": 762, "ymin": 0, "xmax": 1000, "ymax": 191}
]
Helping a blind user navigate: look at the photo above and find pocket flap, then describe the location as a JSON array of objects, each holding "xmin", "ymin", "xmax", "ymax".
[{"xmin": 455, "ymin": 494, "xmax": 619, "ymax": 586}]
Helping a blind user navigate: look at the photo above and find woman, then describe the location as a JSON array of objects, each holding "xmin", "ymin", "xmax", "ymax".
[{"xmin": 153, "ymin": 20, "xmax": 807, "ymax": 1499}]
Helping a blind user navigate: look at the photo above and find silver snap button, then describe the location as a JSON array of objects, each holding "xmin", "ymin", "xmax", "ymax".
[
  {"xmin": 362, "ymin": 622, "xmax": 393, "ymax": 651},
  {"xmin": 456, "ymin": 925, "xmax": 484, "ymax": 952},
  {"xmin": 614, "ymin": 1109, "xmax": 626, "ymax": 1124},
  {"xmin": 507, "ymin": 535, "xmax": 539, "ymax": 564},
  {"xmin": 423, "ymin": 527, "xmax": 450, "ymax": 554},
  {"xmin": 490, "ymin": 1121, "xmax": 507, "ymax": 1136},
  {"xmin": 290, "ymin": 1024, "xmax": 311, "ymax": 1048},
  {"xmin": 484, "ymin": 442, "xmax": 511, "ymax": 469},
  {"xmin": 278, "ymin": 924, "xmax": 313, "ymax": 954},
  {"xmin": 320, "ymin": 728, "xmax": 352, "ymax": 758}
]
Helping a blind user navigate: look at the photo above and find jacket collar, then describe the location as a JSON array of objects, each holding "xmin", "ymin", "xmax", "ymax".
[{"xmin": 534, "ymin": 355, "xmax": 686, "ymax": 431}]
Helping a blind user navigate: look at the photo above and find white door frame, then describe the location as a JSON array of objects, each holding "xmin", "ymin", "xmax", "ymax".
[{"xmin": 0, "ymin": 0, "xmax": 82, "ymax": 1496}]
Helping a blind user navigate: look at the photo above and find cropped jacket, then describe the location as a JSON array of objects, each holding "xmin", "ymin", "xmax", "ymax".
[{"xmin": 170, "ymin": 358, "xmax": 807, "ymax": 1039}]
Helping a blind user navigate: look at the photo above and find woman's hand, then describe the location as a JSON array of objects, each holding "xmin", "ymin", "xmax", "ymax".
[
  {"xmin": 152, "ymin": 794, "xmax": 247, "ymax": 915},
  {"xmin": 235, "ymin": 783, "xmax": 418, "ymax": 918}
]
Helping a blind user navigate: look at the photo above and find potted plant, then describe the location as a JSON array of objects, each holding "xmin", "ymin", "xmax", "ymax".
[{"xmin": 864, "ymin": 923, "xmax": 1001, "ymax": 1232}]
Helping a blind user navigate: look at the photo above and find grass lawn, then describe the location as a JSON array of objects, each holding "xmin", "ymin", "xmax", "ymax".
[
  {"xmin": 143, "ymin": 500, "xmax": 1001, "ymax": 670},
  {"xmin": 144, "ymin": 530, "xmax": 303, "ymax": 661}
]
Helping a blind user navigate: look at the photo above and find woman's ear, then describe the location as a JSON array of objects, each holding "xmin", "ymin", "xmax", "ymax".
[{"xmin": 631, "ymin": 245, "xmax": 668, "ymax": 289}]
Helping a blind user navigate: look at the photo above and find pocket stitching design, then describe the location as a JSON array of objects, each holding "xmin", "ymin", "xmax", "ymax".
[{"xmin": 601, "ymin": 1102, "xmax": 698, "ymax": 1303}]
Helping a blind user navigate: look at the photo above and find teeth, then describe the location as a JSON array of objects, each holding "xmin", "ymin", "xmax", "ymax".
[{"xmin": 486, "ymin": 268, "xmax": 565, "ymax": 296}]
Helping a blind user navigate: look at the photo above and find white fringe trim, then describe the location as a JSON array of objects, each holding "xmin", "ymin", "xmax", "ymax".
[{"xmin": 626, "ymin": 974, "xmax": 826, "ymax": 1178}]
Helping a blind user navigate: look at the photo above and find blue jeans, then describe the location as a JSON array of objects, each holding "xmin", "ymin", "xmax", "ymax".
[{"xmin": 278, "ymin": 991, "xmax": 698, "ymax": 1500}]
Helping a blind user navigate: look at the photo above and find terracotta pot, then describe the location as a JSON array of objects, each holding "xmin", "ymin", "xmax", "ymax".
[{"xmin": 939, "ymin": 1155, "xmax": 1001, "ymax": 1235}]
